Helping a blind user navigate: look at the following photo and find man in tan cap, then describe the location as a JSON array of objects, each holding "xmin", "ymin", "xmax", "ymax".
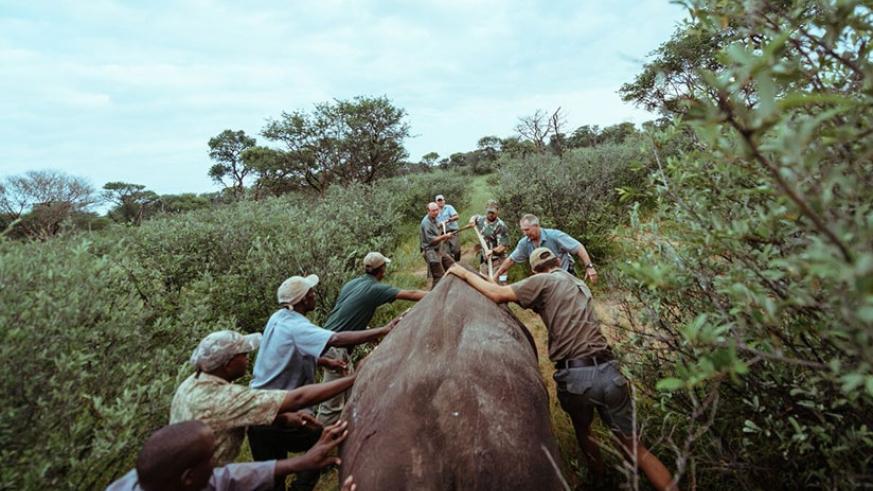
[
  {"xmin": 170, "ymin": 329, "xmax": 357, "ymax": 468},
  {"xmin": 446, "ymin": 249, "xmax": 676, "ymax": 491},
  {"xmin": 249, "ymin": 274, "xmax": 401, "ymax": 490},
  {"xmin": 315, "ymin": 252, "xmax": 427, "ymax": 425}
]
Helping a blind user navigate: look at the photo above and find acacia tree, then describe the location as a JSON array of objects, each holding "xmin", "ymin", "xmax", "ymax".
[
  {"xmin": 259, "ymin": 96, "xmax": 410, "ymax": 195},
  {"xmin": 207, "ymin": 129, "xmax": 256, "ymax": 199},
  {"xmin": 102, "ymin": 182, "xmax": 159, "ymax": 224},
  {"xmin": 421, "ymin": 152, "xmax": 440, "ymax": 166},
  {"xmin": 0, "ymin": 170, "xmax": 95, "ymax": 239}
]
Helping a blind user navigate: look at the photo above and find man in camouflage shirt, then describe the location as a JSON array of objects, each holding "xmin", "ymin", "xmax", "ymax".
[
  {"xmin": 170, "ymin": 330, "xmax": 356, "ymax": 467},
  {"xmin": 468, "ymin": 200, "xmax": 510, "ymax": 282}
]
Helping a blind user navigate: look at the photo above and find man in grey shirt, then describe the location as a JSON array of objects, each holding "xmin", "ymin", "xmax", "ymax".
[
  {"xmin": 106, "ymin": 419, "xmax": 352, "ymax": 491},
  {"xmin": 420, "ymin": 201, "xmax": 455, "ymax": 289}
]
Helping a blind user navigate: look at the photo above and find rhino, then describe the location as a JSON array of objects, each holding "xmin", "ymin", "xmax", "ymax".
[{"xmin": 339, "ymin": 274, "xmax": 564, "ymax": 490}]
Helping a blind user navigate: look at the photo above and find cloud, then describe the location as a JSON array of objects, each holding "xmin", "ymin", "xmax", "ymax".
[{"xmin": 1, "ymin": 0, "xmax": 686, "ymax": 194}]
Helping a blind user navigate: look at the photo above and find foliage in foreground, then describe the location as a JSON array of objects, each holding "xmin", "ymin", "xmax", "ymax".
[
  {"xmin": 614, "ymin": 1, "xmax": 873, "ymax": 488},
  {"xmin": 0, "ymin": 171, "xmax": 467, "ymax": 489}
]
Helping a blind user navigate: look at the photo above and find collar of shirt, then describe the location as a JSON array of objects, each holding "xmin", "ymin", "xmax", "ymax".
[{"xmin": 531, "ymin": 228, "xmax": 550, "ymax": 248}]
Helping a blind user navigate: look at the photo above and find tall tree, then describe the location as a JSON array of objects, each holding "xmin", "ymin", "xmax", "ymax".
[
  {"xmin": 102, "ymin": 182, "xmax": 159, "ymax": 224},
  {"xmin": 0, "ymin": 170, "xmax": 95, "ymax": 239},
  {"xmin": 476, "ymin": 136, "xmax": 501, "ymax": 162},
  {"xmin": 260, "ymin": 96, "xmax": 410, "ymax": 195},
  {"xmin": 421, "ymin": 152, "xmax": 440, "ymax": 166},
  {"xmin": 208, "ymin": 129, "xmax": 257, "ymax": 199}
]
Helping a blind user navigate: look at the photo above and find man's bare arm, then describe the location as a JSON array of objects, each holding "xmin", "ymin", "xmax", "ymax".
[
  {"xmin": 447, "ymin": 265, "xmax": 518, "ymax": 304},
  {"xmin": 492, "ymin": 258, "xmax": 516, "ymax": 280},
  {"xmin": 279, "ymin": 374, "xmax": 356, "ymax": 412},
  {"xmin": 396, "ymin": 289, "xmax": 426, "ymax": 301},
  {"xmin": 575, "ymin": 245, "xmax": 598, "ymax": 284},
  {"xmin": 273, "ymin": 421, "xmax": 349, "ymax": 474}
]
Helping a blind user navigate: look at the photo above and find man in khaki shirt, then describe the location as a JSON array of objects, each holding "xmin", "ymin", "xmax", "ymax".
[
  {"xmin": 170, "ymin": 330, "xmax": 356, "ymax": 467},
  {"xmin": 447, "ymin": 249, "xmax": 677, "ymax": 491}
]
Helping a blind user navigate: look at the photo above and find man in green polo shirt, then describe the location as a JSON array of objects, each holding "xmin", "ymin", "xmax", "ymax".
[{"xmin": 315, "ymin": 252, "xmax": 427, "ymax": 424}]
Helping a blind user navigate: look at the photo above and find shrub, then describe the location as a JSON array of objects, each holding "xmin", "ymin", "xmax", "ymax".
[
  {"xmin": 613, "ymin": 1, "xmax": 873, "ymax": 488},
  {"xmin": 0, "ymin": 173, "xmax": 468, "ymax": 489},
  {"xmin": 494, "ymin": 139, "xmax": 654, "ymax": 262}
]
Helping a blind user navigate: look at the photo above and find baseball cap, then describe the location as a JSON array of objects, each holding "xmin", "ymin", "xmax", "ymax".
[
  {"xmin": 190, "ymin": 330, "xmax": 261, "ymax": 372},
  {"xmin": 529, "ymin": 247, "xmax": 557, "ymax": 270},
  {"xmin": 485, "ymin": 200, "xmax": 499, "ymax": 213},
  {"xmin": 364, "ymin": 252, "xmax": 391, "ymax": 271},
  {"xmin": 435, "ymin": 194, "xmax": 445, "ymax": 201},
  {"xmin": 277, "ymin": 274, "xmax": 319, "ymax": 305}
]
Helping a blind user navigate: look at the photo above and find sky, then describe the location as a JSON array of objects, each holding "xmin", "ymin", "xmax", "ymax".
[{"xmin": 0, "ymin": 0, "xmax": 686, "ymax": 196}]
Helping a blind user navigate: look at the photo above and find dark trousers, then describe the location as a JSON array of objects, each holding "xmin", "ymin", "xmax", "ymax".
[
  {"xmin": 248, "ymin": 425, "xmax": 322, "ymax": 491},
  {"xmin": 426, "ymin": 253, "xmax": 455, "ymax": 289},
  {"xmin": 447, "ymin": 234, "xmax": 461, "ymax": 261}
]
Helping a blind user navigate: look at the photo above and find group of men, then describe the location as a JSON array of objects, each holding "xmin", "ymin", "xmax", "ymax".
[
  {"xmin": 109, "ymin": 194, "xmax": 676, "ymax": 491},
  {"xmin": 420, "ymin": 194, "xmax": 598, "ymax": 288},
  {"xmin": 109, "ymin": 252, "xmax": 426, "ymax": 491}
]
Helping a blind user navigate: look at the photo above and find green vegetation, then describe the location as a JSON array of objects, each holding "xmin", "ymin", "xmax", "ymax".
[
  {"xmin": 0, "ymin": 171, "xmax": 467, "ymax": 489},
  {"xmin": 3, "ymin": 1, "xmax": 873, "ymax": 489},
  {"xmin": 613, "ymin": 2, "xmax": 873, "ymax": 487}
]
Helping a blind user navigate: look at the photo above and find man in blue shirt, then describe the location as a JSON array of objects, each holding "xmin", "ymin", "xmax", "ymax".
[
  {"xmin": 493, "ymin": 213, "xmax": 599, "ymax": 284},
  {"xmin": 249, "ymin": 274, "xmax": 399, "ymax": 491},
  {"xmin": 435, "ymin": 194, "xmax": 461, "ymax": 261}
]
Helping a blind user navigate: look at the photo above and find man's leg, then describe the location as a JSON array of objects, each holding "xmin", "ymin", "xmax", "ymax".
[
  {"xmin": 558, "ymin": 392, "xmax": 605, "ymax": 480},
  {"xmin": 595, "ymin": 362, "xmax": 677, "ymax": 491},
  {"xmin": 248, "ymin": 425, "xmax": 323, "ymax": 491},
  {"xmin": 283, "ymin": 427, "xmax": 323, "ymax": 491},
  {"xmin": 449, "ymin": 234, "xmax": 461, "ymax": 261},
  {"xmin": 248, "ymin": 425, "xmax": 292, "ymax": 491},
  {"xmin": 316, "ymin": 347, "xmax": 353, "ymax": 425},
  {"xmin": 613, "ymin": 435, "xmax": 677, "ymax": 491},
  {"xmin": 429, "ymin": 257, "xmax": 447, "ymax": 288}
]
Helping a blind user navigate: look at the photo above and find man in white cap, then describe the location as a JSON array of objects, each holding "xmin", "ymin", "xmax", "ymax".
[
  {"xmin": 170, "ymin": 330, "xmax": 357, "ymax": 468},
  {"xmin": 249, "ymin": 274, "xmax": 400, "ymax": 490},
  {"xmin": 435, "ymin": 194, "xmax": 462, "ymax": 261},
  {"xmin": 106, "ymin": 418, "xmax": 356, "ymax": 491},
  {"xmin": 315, "ymin": 252, "xmax": 427, "ymax": 425},
  {"xmin": 446, "ymin": 249, "xmax": 676, "ymax": 491}
]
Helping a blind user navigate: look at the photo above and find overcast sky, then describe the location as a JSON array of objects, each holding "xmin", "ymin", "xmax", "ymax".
[{"xmin": 1, "ymin": 0, "xmax": 685, "ymax": 196}]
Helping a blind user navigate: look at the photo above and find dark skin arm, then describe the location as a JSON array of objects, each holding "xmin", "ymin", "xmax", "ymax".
[
  {"xmin": 325, "ymin": 315, "xmax": 402, "ymax": 350},
  {"xmin": 396, "ymin": 289, "xmax": 426, "ymax": 301},
  {"xmin": 273, "ymin": 421, "xmax": 349, "ymax": 474},
  {"xmin": 278, "ymin": 374, "xmax": 356, "ymax": 413}
]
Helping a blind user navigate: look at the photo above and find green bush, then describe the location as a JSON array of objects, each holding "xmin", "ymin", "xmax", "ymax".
[
  {"xmin": 378, "ymin": 170, "xmax": 469, "ymax": 221},
  {"xmin": 494, "ymin": 139, "xmax": 653, "ymax": 262},
  {"xmin": 0, "ymin": 173, "xmax": 468, "ymax": 489},
  {"xmin": 613, "ymin": 1, "xmax": 873, "ymax": 488}
]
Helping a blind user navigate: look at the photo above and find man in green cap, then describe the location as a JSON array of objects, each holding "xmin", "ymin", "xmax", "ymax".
[
  {"xmin": 468, "ymin": 200, "xmax": 510, "ymax": 283},
  {"xmin": 315, "ymin": 251, "xmax": 426, "ymax": 425}
]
